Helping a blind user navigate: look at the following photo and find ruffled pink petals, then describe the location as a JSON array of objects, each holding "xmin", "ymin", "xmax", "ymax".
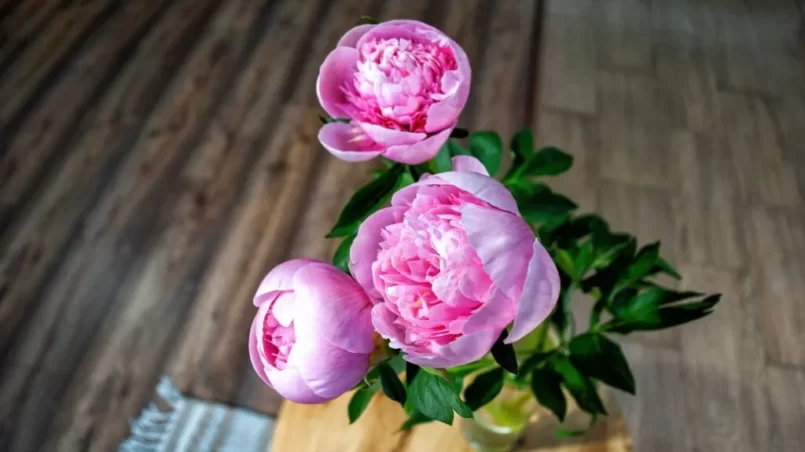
[
  {"xmin": 461, "ymin": 288, "xmax": 516, "ymax": 334},
  {"xmin": 316, "ymin": 47, "xmax": 358, "ymax": 118},
  {"xmin": 337, "ymin": 24, "xmax": 375, "ymax": 48},
  {"xmin": 506, "ymin": 239, "xmax": 560, "ymax": 343},
  {"xmin": 393, "ymin": 171, "xmax": 520, "ymax": 215},
  {"xmin": 318, "ymin": 122, "xmax": 385, "ymax": 162},
  {"xmin": 248, "ymin": 316, "xmax": 271, "ymax": 386},
  {"xmin": 451, "ymin": 155, "xmax": 489, "ymax": 175},
  {"xmin": 350, "ymin": 207, "xmax": 407, "ymax": 300},
  {"xmin": 460, "ymin": 203, "xmax": 535, "ymax": 301}
]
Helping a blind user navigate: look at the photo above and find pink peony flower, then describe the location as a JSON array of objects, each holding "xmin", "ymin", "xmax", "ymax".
[
  {"xmin": 349, "ymin": 157, "xmax": 560, "ymax": 368},
  {"xmin": 248, "ymin": 259, "xmax": 375, "ymax": 403},
  {"xmin": 316, "ymin": 20, "xmax": 471, "ymax": 164}
]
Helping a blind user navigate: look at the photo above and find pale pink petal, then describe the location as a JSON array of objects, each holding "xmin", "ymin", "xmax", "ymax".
[
  {"xmin": 248, "ymin": 315, "xmax": 271, "ymax": 386},
  {"xmin": 451, "ymin": 155, "xmax": 489, "ymax": 175},
  {"xmin": 371, "ymin": 303, "xmax": 406, "ymax": 349},
  {"xmin": 506, "ymin": 239, "xmax": 561, "ymax": 343},
  {"xmin": 461, "ymin": 204, "xmax": 535, "ymax": 301},
  {"xmin": 461, "ymin": 288, "xmax": 516, "ymax": 334},
  {"xmin": 292, "ymin": 262, "xmax": 375, "ymax": 354},
  {"xmin": 288, "ymin": 330, "xmax": 369, "ymax": 400},
  {"xmin": 438, "ymin": 172, "xmax": 520, "ymax": 215},
  {"xmin": 382, "ymin": 127, "xmax": 452, "ymax": 164},
  {"xmin": 404, "ymin": 329, "xmax": 499, "ymax": 368},
  {"xmin": 270, "ymin": 292, "xmax": 296, "ymax": 327},
  {"xmin": 357, "ymin": 122, "xmax": 426, "ymax": 147},
  {"xmin": 316, "ymin": 47, "xmax": 358, "ymax": 118},
  {"xmin": 267, "ymin": 367, "xmax": 328, "ymax": 404},
  {"xmin": 318, "ymin": 122, "xmax": 384, "ymax": 162},
  {"xmin": 350, "ymin": 206, "xmax": 406, "ymax": 300},
  {"xmin": 337, "ymin": 24, "xmax": 375, "ymax": 48},
  {"xmin": 355, "ymin": 20, "xmax": 443, "ymax": 49},
  {"xmin": 425, "ymin": 38, "xmax": 471, "ymax": 132},
  {"xmin": 254, "ymin": 259, "xmax": 315, "ymax": 307}
]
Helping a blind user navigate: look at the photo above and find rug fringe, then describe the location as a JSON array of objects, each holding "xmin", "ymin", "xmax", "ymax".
[{"xmin": 119, "ymin": 377, "xmax": 183, "ymax": 452}]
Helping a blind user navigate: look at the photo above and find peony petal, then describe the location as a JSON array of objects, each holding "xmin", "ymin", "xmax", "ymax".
[
  {"xmin": 371, "ymin": 303, "xmax": 406, "ymax": 350},
  {"xmin": 451, "ymin": 155, "xmax": 489, "ymax": 175},
  {"xmin": 425, "ymin": 38, "xmax": 471, "ymax": 132},
  {"xmin": 403, "ymin": 329, "xmax": 499, "ymax": 368},
  {"xmin": 436, "ymin": 171, "xmax": 520, "ymax": 215},
  {"xmin": 316, "ymin": 47, "xmax": 358, "ymax": 118},
  {"xmin": 253, "ymin": 259, "xmax": 315, "ymax": 307},
  {"xmin": 337, "ymin": 24, "xmax": 375, "ymax": 48},
  {"xmin": 292, "ymin": 262, "xmax": 375, "ymax": 354},
  {"xmin": 506, "ymin": 239, "xmax": 561, "ymax": 343},
  {"xmin": 461, "ymin": 288, "xmax": 516, "ymax": 334},
  {"xmin": 461, "ymin": 204, "xmax": 535, "ymax": 301},
  {"xmin": 356, "ymin": 122, "xmax": 426, "ymax": 147},
  {"xmin": 382, "ymin": 127, "xmax": 452, "ymax": 164},
  {"xmin": 289, "ymin": 328, "xmax": 369, "ymax": 400},
  {"xmin": 248, "ymin": 315, "xmax": 271, "ymax": 387},
  {"xmin": 318, "ymin": 122, "xmax": 385, "ymax": 162},
  {"xmin": 268, "ymin": 366, "xmax": 329, "ymax": 404},
  {"xmin": 393, "ymin": 171, "xmax": 520, "ymax": 214},
  {"xmin": 350, "ymin": 206, "xmax": 407, "ymax": 300},
  {"xmin": 355, "ymin": 20, "xmax": 444, "ymax": 50}
]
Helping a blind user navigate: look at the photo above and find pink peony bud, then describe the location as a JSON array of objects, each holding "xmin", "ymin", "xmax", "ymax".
[
  {"xmin": 349, "ymin": 157, "xmax": 560, "ymax": 368},
  {"xmin": 248, "ymin": 259, "xmax": 375, "ymax": 403},
  {"xmin": 316, "ymin": 20, "xmax": 471, "ymax": 164}
]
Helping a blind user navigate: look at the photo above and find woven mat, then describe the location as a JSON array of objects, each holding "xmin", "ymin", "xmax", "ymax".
[{"xmin": 120, "ymin": 377, "xmax": 275, "ymax": 452}]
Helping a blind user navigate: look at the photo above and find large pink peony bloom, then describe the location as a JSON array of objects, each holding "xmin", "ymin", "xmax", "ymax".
[
  {"xmin": 249, "ymin": 260, "xmax": 375, "ymax": 403},
  {"xmin": 349, "ymin": 157, "xmax": 560, "ymax": 368},
  {"xmin": 316, "ymin": 20, "xmax": 471, "ymax": 164}
]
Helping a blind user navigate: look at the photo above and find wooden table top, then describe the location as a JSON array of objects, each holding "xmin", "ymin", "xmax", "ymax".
[{"xmin": 272, "ymin": 387, "xmax": 632, "ymax": 451}]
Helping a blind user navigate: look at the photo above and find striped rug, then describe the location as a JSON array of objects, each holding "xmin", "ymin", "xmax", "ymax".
[{"xmin": 120, "ymin": 378, "xmax": 275, "ymax": 452}]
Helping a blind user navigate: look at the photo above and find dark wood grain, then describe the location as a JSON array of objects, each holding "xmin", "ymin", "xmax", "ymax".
[{"xmin": 1, "ymin": 0, "xmax": 805, "ymax": 450}]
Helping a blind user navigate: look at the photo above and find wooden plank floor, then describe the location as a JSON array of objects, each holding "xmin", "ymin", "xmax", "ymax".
[{"xmin": 0, "ymin": 0, "xmax": 803, "ymax": 450}]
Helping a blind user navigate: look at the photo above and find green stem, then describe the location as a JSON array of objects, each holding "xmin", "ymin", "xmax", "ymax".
[{"xmin": 562, "ymin": 282, "xmax": 577, "ymax": 343}]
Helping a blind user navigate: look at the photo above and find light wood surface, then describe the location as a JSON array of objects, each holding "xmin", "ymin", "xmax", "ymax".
[{"xmin": 272, "ymin": 387, "xmax": 631, "ymax": 452}]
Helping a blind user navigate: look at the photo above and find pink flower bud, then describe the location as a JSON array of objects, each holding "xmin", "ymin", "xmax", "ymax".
[
  {"xmin": 349, "ymin": 157, "xmax": 560, "ymax": 368},
  {"xmin": 248, "ymin": 260, "xmax": 375, "ymax": 403},
  {"xmin": 317, "ymin": 20, "xmax": 471, "ymax": 164}
]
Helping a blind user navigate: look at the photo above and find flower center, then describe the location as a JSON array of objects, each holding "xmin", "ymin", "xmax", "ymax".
[
  {"xmin": 345, "ymin": 37, "xmax": 457, "ymax": 132},
  {"xmin": 259, "ymin": 295, "xmax": 296, "ymax": 370}
]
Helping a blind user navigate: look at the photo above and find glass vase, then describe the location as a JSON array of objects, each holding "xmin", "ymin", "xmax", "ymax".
[{"xmin": 459, "ymin": 381, "xmax": 538, "ymax": 452}]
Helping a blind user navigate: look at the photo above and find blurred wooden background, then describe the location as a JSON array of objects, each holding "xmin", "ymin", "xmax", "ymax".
[{"xmin": 0, "ymin": 0, "xmax": 804, "ymax": 450}]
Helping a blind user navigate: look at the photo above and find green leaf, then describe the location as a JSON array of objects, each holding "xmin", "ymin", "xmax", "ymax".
[
  {"xmin": 620, "ymin": 287, "xmax": 664, "ymax": 318},
  {"xmin": 318, "ymin": 115, "xmax": 350, "ymax": 124},
  {"xmin": 430, "ymin": 142, "xmax": 453, "ymax": 173},
  {"xmin": 490, "ymin": 330, "xmax": 518, "ymax": 374},
  {"xmin": 591, "ymin": 233, "xmax": 634, "ymax": 270},
  {"xmin": 450, "ymin": 128, "xmax": 469, "ymax": 138},
  {"xmin": 659, "ymin": 288, "xmax": 705, "ymax": 305},
  {"xmin": 609, "ymin": 288, "xmax": 638, "ymax": 316},
  {"xmin": 348, "ymin": 383, "xmax": 380, "ymax": 423},
  {"xmin": 463, "ymin": 368, "xmax": 505, "ymax": 411},
  {"xmin": 469, "ymin": 131, "xmax": 503, "ymax": 176},
  {"xmin": 327, "ymin": 164, "xmax": 404, "ymax": 237},
  {"xmin": 553, "ymin": 248, "xmax": 576, "ymax": 277},
  {"xmin": 358, "ymin": 15, "xmax": 378, "ymax": 25},
  {"xmin": 512, "ymin": 184, "xmax": 577, "ymax": 225},
  {"xmin": 603, "ymin": 294, "xmax": 721, "ymax": 333},
  {"xmin": 447, "ymin": 359, "xmax": 496, "ymax": 378},
  {"xmin": 399, "ymin": 411, "xmax": 432, "ymax": 431},
  {"xmin": 518, "ymin": 351, "xmax": 554, "ymax": 379},
  {"xmin": 332, "ymin": 234, "xmax": 356, "ymax": 273},
  {"xmin": 551, "ymin": 356, "xmax": 607, "ymax": 415},
  {"xmin": 568, "ymin": 333, "xmax": 635, "ymax": 394},
  {"xmin": 576, "ymin": 241, "xmax": 593, "ymax": 280},
  {"xmin": 504, "ymin": 127, "xmax": 535, "ymax": 180},
  {"xmin": 377, "ymin": 362, "xmax": 407, "ymax": 406},
  {"xmin": 651, "ymin": 256, "xmax": 682, "ymax": 280},
  {"xmin": 446, "ymin": 139, "xmax": 471, "ymax": 156},
  {"xmin": 408, "ymin": 371, "xmax": 472, "ymax": 425},
  {"xmin": 524, "ymin": 147, "xmax": 574, "ymax": 176},
  {"xmin": 625, "ymin": 242, "xmax": 661, "ymax": 284},
  {"xmin": 531, "ymin": 366, "xmax": 567, "ymax": 421},
  {"xmin": 406, "ymin": 362, "xmax": 420, "ymax": 387}
]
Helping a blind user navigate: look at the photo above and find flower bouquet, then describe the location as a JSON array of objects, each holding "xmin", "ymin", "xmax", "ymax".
[{"xmin": 248, "ymin": 18, "xmax": 720, "ymax": 450}]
